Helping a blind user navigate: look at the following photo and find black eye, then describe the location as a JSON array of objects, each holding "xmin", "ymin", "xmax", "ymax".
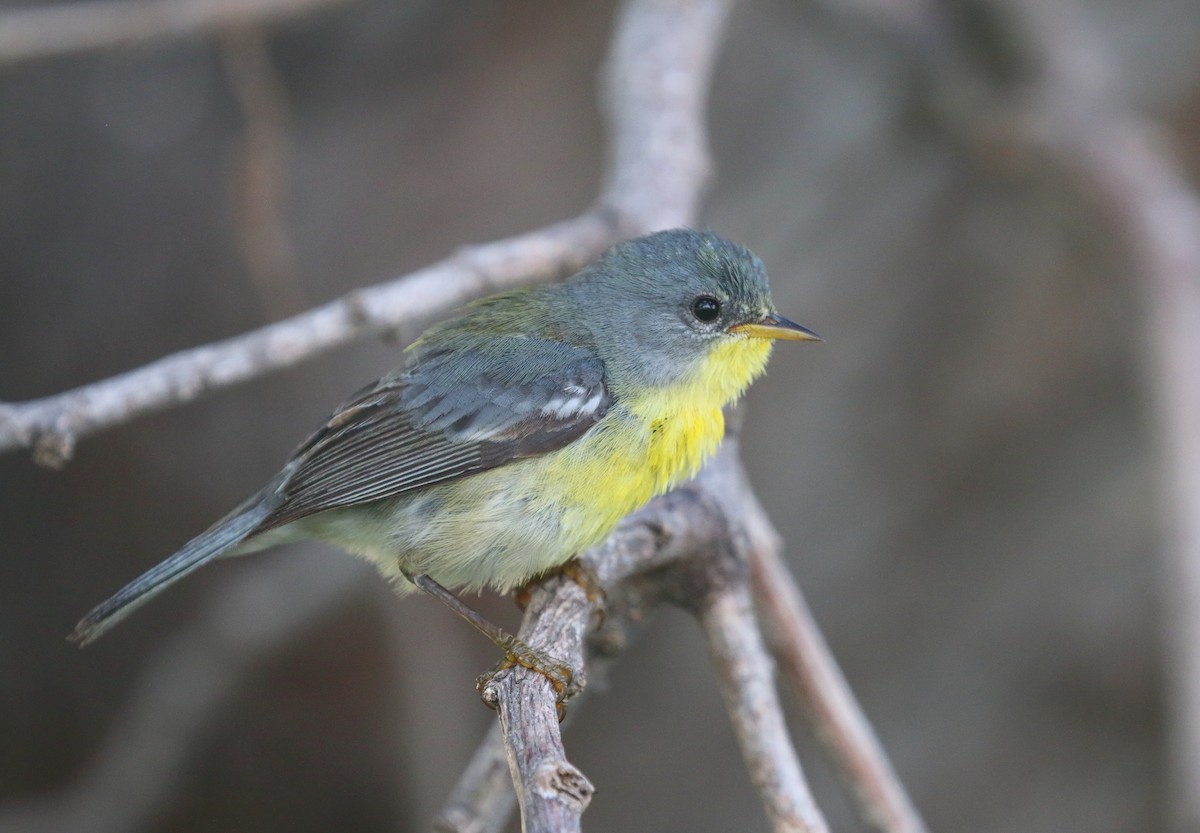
[{"xmin": 691, "ymin": 295, "xmax": 721, "ymax": 322}]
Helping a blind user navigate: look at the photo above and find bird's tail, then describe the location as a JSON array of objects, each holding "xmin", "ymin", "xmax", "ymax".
[{"xmin": 69, "ymin": 495, "xmax": 275, "ymax": 647}]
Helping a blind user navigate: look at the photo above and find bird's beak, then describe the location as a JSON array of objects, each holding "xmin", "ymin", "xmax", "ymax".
[{"xmin": 728, "ymin": 312, "xmax": 822, "ymax": 342}]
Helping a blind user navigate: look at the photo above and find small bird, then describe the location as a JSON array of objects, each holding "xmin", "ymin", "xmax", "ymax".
[{"xmin": 70, "ymin": 229, "xmax": 819, "ymax": 671}]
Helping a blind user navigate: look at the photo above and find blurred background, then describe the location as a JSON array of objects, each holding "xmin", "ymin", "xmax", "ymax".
[{"xmin": 3, "ymin": 0, "xmax": 1199, "ymax": 830}]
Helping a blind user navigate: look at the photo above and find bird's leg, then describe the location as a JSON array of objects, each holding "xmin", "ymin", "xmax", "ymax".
[{"xmin": 402, "ymin": 570, "xmax": 577, "ymax": 708}]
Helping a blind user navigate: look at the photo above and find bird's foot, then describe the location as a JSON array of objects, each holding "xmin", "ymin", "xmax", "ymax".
[{"xmin": 477, "ymin": 634, "xmax": 579, "ymax": 721}]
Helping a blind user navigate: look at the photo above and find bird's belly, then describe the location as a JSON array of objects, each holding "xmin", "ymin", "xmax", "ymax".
[{"xmin": 305, "ymin": 403, "xmax": 725, "ymax": 593}]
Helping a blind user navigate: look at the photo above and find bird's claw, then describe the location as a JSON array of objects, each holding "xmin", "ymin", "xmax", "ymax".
[{"xmin": 477, "ymin": 641, "xmax": 579, "ymax": 722}]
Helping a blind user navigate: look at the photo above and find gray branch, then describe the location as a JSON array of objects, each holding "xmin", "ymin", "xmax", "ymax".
[
  {"xmin": 752, "ymin": 545, "xmax": 928, "ymax": 833},
  {"xmin": 0, "ymin": 212, "xmax": 617, "ymax": 467},
  {"xmin": 445, "ymin": 438, "xmax": 834, "ymax": 833},
  {"xmin": 701, "ymin": 587, "xmax": 830, "ymax": 833}
]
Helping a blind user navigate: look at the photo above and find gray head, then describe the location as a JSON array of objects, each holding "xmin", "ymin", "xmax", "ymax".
[{"xmin": 564, "ymin": 229, "xmax": 818, "ymax": 391}]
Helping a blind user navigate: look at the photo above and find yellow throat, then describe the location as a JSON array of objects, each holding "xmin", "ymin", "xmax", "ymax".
[{"xmin": 543, "ymin": 334, "xmax": 774, "ymax": 553}]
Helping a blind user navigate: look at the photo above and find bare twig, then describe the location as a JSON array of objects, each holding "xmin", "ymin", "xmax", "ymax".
[
  {"xmin": 0, "ymin": 0, "xmax": 735, "ymax": 467},
  {"xmin": 597, "ymin": 0, "xmax": 732, "ymax": 232},
  {"xmin": 450, "ymin": 437, "xmax": 840, "ymax": 833},
  {"xmin": 701, "ymin": 586, "xmax": 830, "ymax": 833},
  {"xmin": 441, "ymin": 437, "xmax": 764, "ymax": 833},
  {"xmin": 0, "ymin": 212, "xmax": 617, "ymax": 466},
  {"xmin": 462, "ymin": 442, "xmax": 748, "ymax": 833},
  {"xmin": 0, "ymin": 0, "xmax": 348, "ymax": 66},
  {"xmin": 479, "ymin": 576, "xmax": 596, "ymax": 833},
  {"xmin": 752, "ymin": 547, "xmax": 928, "ymax": 833}
]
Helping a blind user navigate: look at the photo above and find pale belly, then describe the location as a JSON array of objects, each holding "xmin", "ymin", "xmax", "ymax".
[{"xmin": 295, "ymin": 402, "xmax": 725, "ymax": 593}]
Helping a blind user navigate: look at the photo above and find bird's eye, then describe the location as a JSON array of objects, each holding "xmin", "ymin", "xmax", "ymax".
[{"xmin": 691, "ymin": 295, "xmax": 721, "ymax": 322}]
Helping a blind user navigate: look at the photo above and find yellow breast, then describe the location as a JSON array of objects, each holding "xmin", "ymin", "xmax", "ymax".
[{"xmin": 542, "ymin": 335, "xmax": 774, "ymax": 552}]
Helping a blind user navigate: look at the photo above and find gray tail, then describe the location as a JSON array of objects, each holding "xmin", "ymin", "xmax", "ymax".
[{"xmin": 69, "ymin": 496, "xmax": 274, "ymax": 647}]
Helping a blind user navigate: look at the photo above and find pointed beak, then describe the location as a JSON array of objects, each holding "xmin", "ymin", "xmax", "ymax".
[{"xmin": 728, "ymin": 312, "xmax": 822, "ymax": 342}]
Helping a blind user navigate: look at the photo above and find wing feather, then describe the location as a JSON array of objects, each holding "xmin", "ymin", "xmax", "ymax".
[{"xmin": 256, "ymin": 337, "xmax": 609, "ymax": 531}]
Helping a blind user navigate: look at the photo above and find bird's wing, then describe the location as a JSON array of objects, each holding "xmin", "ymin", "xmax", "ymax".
[{"xmin": 256, "ymin": 336, "xmax": 609, "ymax": 531}]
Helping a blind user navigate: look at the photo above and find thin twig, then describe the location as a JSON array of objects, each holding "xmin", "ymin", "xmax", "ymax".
[
  {"xmin": 0, "ymin": 0, "xmax": 348, "ymax": 66},
  {"xmin": 597, "ymin": 0, "xmax": 731, "ymax": 232},
  {"xmin": 480, "ymin": 576, "xmax": 596, "ymax": 833},
  {"xmin": 0, "ymin": 0, "xmax": 734, "ymax": 467},
  {"xmin": 464, "ymin": 444, "xmax": 746, "ymax": 833},
  {"xmin": 752, "ymin": 547, "xmax": 929, "ymax": 833},
  {"xmin": 443, "ymin": 438, "xmax": 774, "ymax": 833},
  {"xmin": 700, "ymin": 586, "xmax": 831, "ymax": 833},
  {"xmin": 0, "ymin": 211, "xmax": 618, "ymax": 466}
]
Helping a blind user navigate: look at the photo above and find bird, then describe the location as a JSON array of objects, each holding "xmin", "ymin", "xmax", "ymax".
[{"xmin": 70, "ymin": 228, "xmax": 819, "ymax": 683}]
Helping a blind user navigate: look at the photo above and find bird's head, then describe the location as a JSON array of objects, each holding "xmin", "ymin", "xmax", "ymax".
[{"xmin": 568, "ymin": 229, "xmax": 819, "ymax": 397}]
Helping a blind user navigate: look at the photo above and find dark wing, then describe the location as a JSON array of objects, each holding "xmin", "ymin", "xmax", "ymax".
[{"xmin": 256, "ymin": 336, "xmax": 609, "ymax": 531}]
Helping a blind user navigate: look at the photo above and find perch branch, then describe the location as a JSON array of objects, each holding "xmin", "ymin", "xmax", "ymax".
[
  {"xmin": 447, "ymin": 439, "xmax": 833, "ymax": 833},
  {"xmin": 443, "ymin": 455, "xmax": 736, "ymax": 833}
]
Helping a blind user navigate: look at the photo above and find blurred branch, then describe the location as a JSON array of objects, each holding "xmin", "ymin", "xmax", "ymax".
[
  {"xmin": 220, "ymin": 25, "xmax": 307, "ymax": 319},
  {"xmin": 700, "ymin": 586, "xmax": 831, "ymax": 833},
  {"xmin": 965, "ymin": 1, "xmax": 1200, "ymax": 829},
  {"xmin": 0, "ymin": 556, "xmax": 368, "ymax": 833},
  {"xmin": 0, "ymin": 0, "xmax": 347, "ymax": 66},
  {"xmin": 435, "ymin": 723, "xmax": 514, "ymax": 833},
  {"xmin": 753, "ymin": 546, "xmax": 928, "ymax": 833}
]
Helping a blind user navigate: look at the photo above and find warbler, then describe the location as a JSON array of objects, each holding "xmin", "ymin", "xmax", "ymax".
[{"xmin": 70, "ymin": 229, "xmax": 819, "ymax": 653}]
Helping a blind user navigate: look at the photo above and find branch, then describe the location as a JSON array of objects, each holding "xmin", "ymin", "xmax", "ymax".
[
  {"xmin": 219, "ymin": 24, "xmax": 307, "ymax": 319},
  {"xmin": 0, "ymin": 0, "xmax": 732, "ymax": 468},
  {"xmin": 752, "ymin": 546, "xmax": 928, "ymax": 833},
  {"xmin": 435, "ymin": 487, "xmax": 699, "ymax": 833},
  {"xmin": 597, "ymin": 0, "xmax": 730, "ymax": 232},
  {"xmin": 0, "ymin": 0, "xmax": 347, "ymax": 66},
  {"xmin": 701, "ymin": 587, "xmax": 831, "ymax": 833},
  {"xmin": 0, "ymin": 556, "xmax": 368, "ymax": 833},
  {"xmin": 0, "ymin": 212, "xmax": 618, "ymax": 466},
  {"xmin": 448, "ymin": 439, "xmax": 835, "ymax": 833}
]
